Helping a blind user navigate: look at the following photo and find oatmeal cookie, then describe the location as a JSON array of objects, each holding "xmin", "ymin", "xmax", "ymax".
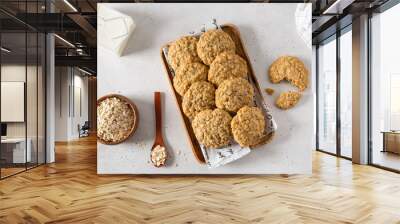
[
  {"xmin": 268, "ymin": 56, "xmax": 309, "ymax": 91},
  {"xmin": 182, "ymin": 81, "xmax": 215, "ymax": 119},
  {"xmin": 197, "ymin": 29, "xmax": 236, "ymax": 65},
  {"xmin": 276, "ymin": 91, "xmax": 302, "ymax": 110},
  {"xmin": 168, "ymin": 36, "xmax": 201, "ymax": 71},
  {"xmin": 192, "ymin": 108, "xmax": 232, "ymax": 148},
  {"xmin": 173, "ymin": 62, "xmax": 208, "ymax": 96},
  {"xmin": 231, "ymin": 106, "xmax": 265, "ymax": 147},
  {"xmin": 215, "ymin": 78, "xmax": 254, "ymax": 113},
  {"xmin": 208, "ymin": 52, "xmax": 248, "ymax": 86}
]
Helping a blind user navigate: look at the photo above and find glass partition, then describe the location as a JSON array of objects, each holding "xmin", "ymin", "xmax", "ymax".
[
  {"xmin": 0, "ymin": 2, "xmax": 46, "ymax": 179},
  {"xmin": 317, "ymin": 36, "xmax": 337, "ymax": 155},
  {"xmin": 1, "ymin": 31, "xmax": 28, "ymax": 177}
]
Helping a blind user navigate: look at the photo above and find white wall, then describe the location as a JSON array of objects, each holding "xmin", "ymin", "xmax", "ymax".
[
  {"xmin": 55, "ymin": 67, "xmax": 69, "ymax": 141},
  {"xmin": 1, "ymin": 65, "xmax": 26, "ymax": 135},
  {"xmin": 1, "ymin": 64, "xmax": 46, "ymax": 164},
  {"xmin": 1, "ymin": 82, "xmax": 25, "ymax": 122},
  {"xmin": 72, "ymin": 73, "xmax": 89, "ymax": 138},
  {"xmin": 1, "ymin": 65, "xmax": 41, "ymax": 137},
  {"xmin": 54, "ymin": 67, "xmax": 89, "ymax": 141}
]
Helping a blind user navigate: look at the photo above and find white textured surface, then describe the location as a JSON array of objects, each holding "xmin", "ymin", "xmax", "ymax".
[
  {"xmin": 98, "ymin": 5, "xmax": 136, "ymax": 56},
  {"xmin": 1, "ymin": 82, "xmax": 24, "ymax": 122},
  {"xmin": 97, "ymin": 3, "xmax": 314, "ymax": 174}
]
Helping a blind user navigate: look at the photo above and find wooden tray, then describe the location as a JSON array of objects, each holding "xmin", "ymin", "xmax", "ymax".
[
  {"xmin": 160, "ymin": 24, "xmax": 274, "ymax": 164},
  {"xmin": 97, "ymin": 94, "xmax": 139, "ymax": 145}
]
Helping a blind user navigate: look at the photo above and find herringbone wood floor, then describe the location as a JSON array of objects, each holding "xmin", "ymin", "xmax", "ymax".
[{"xmin": 1, "ymin": 135, "xmax": 400, "ymax": 224}]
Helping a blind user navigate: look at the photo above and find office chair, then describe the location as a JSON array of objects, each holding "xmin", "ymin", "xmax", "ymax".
[{"xmin": 79, "ymin": 121, "xmax": 90, "ymax": 138}]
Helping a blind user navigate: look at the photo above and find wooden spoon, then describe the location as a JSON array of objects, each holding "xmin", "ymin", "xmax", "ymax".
[{"xmin": 150, "ymin": 92, "xmax": 168, "ymax": 167}]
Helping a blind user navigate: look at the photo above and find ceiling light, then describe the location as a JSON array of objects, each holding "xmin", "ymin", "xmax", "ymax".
[
  {"xmin": 54, "ymin": 34, "xmax": 75, "ymax": 48},
  {"xmin": 78, "ymin": 67, "xmax": 93, "ymax": 76},
  {"xmin": 1, "ymin": 47, "xmax": 11, "ymax": 53},
  {"xmin": 323, "ymin": 0, "xmax": 355, "ymax": 15},
  {"xmin": 63, "ymin": 0, "xmax": 78, "ymax": 12}
]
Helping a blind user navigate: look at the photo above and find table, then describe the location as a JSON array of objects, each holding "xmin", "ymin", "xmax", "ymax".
[
  {"xmin": 97, "ymin": 3, "xmax": 314, "ymax": 174},
  {"xmin": 381, "ymin": 131, "xmax": 400, "ymax": 154},
  {"xmin": 1, "ymin": 138, "xmax": 32, "ymax": 164}
]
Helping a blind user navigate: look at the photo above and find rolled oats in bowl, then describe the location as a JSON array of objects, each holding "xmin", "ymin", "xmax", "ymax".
[{"xmin": 97, "ymin": 95, "xmax": 137, "ymax": 144}]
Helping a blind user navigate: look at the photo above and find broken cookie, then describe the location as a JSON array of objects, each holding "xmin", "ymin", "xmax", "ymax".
[
  {"xmin": 275, "ymin": 91, "xmax": 301, "ymax": 110},
  {"xmin": 268, "ymin": 56, "xmax": 309, "ymax": 91}
]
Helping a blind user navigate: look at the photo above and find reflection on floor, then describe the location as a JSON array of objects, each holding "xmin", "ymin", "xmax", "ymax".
[
  {"xmin": 341, "ymin": 147, "xmax": 352, "ymax": 158},
  {"xmin": 1, "ymin": 167, "xmax": 25, "ymax": 177},
  {"xmin": 373, "ymin": 150, "xmax": 400, "ymax": 171},
  {"xmin": 0, "ymin": 135, "xmax": 400, "ymax": 223},
  {"xmin": 0, "ymin": 163, "xmax": 41, "ymax": 178}
]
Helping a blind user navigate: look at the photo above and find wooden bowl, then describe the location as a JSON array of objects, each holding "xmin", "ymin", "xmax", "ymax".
[{"xmin": 97, "ymin": 94, "xmax": 139, "ymax": 145}]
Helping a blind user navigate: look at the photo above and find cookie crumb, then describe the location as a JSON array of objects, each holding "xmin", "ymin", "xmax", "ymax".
[
  {"xmin": 276, "ymin": 91, "xmax": 301, "ymax": 110},
  {"xmin": 265, "ymin": 88, "xmax": 274, "ymax": 95}
]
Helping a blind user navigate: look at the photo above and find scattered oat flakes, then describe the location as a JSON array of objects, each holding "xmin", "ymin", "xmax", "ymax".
[{"xmin": 151, "ymin": 145, "xmax": 167, "ymax": 167}]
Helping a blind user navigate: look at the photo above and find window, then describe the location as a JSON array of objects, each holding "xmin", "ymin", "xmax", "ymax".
[
  {"xmin": 340, "ymin": 28, "xmax": 352, "ymax": 158},
  {"xmin": 316, "ymin": 26, "xmax": 353, "ymax": 159},
  {"xmin": 370, "ymin": 3, "xmax": 400, "ymax": 171},
  {"xmin": 390, "ymin": 74, "xmax": 400, "ymax": 130},
  {"xmin": 317, "ymin": 36, "xmax": 337, "ymax": 154}
]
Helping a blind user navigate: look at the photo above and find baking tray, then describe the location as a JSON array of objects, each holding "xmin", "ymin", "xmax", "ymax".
[{"xmin": 160, "ymin": 24, "xmax": 276, "ymax": 164}]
